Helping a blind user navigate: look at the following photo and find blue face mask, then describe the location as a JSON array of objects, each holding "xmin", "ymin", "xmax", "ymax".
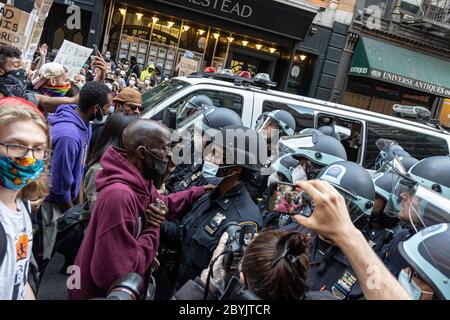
[
  {"xmin": 108, "ymin": 105, "xmax": 115, "ymax": 114},
  {"xmin": 202, "ymin": 161, "xmax": 219, "ymax": 178},
  {"xmin": 0, "ymin": 155, "xmax": 45, "ymax": 190},
  {"xmin": 398, "ymin": 269, "xmax": 432, "ymax": 300}
]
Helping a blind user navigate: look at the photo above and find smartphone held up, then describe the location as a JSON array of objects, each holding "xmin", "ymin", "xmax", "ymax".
[{"xmin": 268, "ymin": 182, "xmax": 312, "ymax": 216}]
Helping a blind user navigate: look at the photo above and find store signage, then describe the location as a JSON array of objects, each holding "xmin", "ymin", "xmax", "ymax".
[
  {"xmin": 187, "ymin": 0, "xmax": 253, "ymax": 18},
  {"xmin": 54, "ymin": 40, "xmax": 93, "ymax": 78},
  {"xmin": 154, "ymin": 0, "xmax": 316, "ymax": 40},
  {"xmin": 349, "ymin": 66, "xmax": 368, "ymax": 75},
  {"xmin": 0, "ymin": 4, "xmax": 31, "ymax": 48},
  {"xmin": 357, "ymin": 68, "xmax": 450, "ymax": 98}
]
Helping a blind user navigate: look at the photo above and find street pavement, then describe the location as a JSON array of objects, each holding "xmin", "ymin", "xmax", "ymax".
[{"xmin": 37, "ymin": 253, "xmax": 69, "ymax": 300}]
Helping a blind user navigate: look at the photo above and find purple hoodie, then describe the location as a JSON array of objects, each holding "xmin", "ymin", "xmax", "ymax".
[
  {"xmin": 46, "ymin": 104, "xmax": 91, "ymax": 207},
  {"xmin": 68, "ymin": 146, "xmax": 206, "ymax": 300}
]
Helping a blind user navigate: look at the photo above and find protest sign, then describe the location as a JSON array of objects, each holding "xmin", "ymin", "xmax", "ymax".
[
  {"xmin": 27, "ymin": 0, "xmax": 54, "ymax": 51},
  {"xmin": 22, "ymin": 0, "xmax": 54, "ymax": 69},
  {"xmin": 54, "ymin": 40, "xmax": 93, "ymax": 78},
  {"xmin": 0, "ymin": 4, "xmax": 31, "ymax": 49},
  {"xmin": 178, "ymin": 56, "xmax": 198, "ymax": 77}
]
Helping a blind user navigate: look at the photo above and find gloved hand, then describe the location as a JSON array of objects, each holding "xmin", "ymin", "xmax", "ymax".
[{"xmin": 200, "ymin": 232, "xmax": 229, "ymax": 293}]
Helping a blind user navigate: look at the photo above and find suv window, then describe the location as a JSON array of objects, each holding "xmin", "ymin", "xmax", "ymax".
[
  {"xmin": 142, "ymin": 79, "xmax": 190, "ymax": 113},
  {"xmin": 154, "ymin": 90, "xmax": 244, "ymax": 128},
  {"xmin": 364, "ymin": 121, "xmax": 450, "ymax": 169},
  {"xmin": 317, "ymin": 114, "xmax": 364, "ymax": 163},
  {"xmin": 262, "ymin": 101, "xmax": 314, "ymax": 131}
]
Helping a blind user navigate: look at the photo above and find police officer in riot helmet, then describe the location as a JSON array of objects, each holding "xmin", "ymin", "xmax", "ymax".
[
  {"xmin": 304, "ymin": 161, "xmax": 376, "ymax": 300},
  {"xmin": 289, "ymin": 133, "xmax": 348, "ymax": 180},
  {"xmin": 174, "ymin": 126, "xmax": 263, "ymax": 291},
  {"xmin": 374, "ymin": 139, "xmax": 419, "ymax": 171},
  {"xmin": 259, "ymin": 133, "xmax": 347, "ymax": 230},
  {"xmin": 167, "ymin": 106, "xmax": 243, "ymax": 193},
  {"xmin": 397, "ymin": 223, "xmax": 450, "ymax": 300},
  {"xmin": 248, "ymin": 110, "xmax": 296, "ymax": 202},
  {"xmin": 383, "ymin": 156, "xmax": 450, "ymax": 277},
  {"xmin": 156, "ymin": 108, "xmax": 244, "ymax": 299},
  {"xmin": 363, "ymin": 172, "xmax": 403, "ymax": 260},
  {"xmin": 175, "ymin": 95, "xmax": 215, "ymax": 125},
  {"xmin": 255, "ymin": 110, "xmax": 296, "ymax": 140}
]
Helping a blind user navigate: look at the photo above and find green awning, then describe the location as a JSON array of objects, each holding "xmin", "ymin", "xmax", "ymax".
[{"xmin": 349, "ymin": 37, "xmax": 450, "ymax": 98}]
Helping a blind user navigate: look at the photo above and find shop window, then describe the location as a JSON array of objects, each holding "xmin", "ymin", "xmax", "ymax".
[
  {"xmin": 364, "ymin": 121, "xmax": 449, "ymax": 169},
  {"xmin": 317, "ymin": 114, "xmax": 364, "ymax": 163},
  {"xmin": 262, "ymin": 101, "xmax": 314, "ymax": 132}
]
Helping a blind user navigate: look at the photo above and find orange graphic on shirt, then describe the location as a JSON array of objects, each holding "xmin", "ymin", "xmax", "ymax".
[{"xmin": 16, "ymin": 234, "xmax": 29, "ymax": 261}]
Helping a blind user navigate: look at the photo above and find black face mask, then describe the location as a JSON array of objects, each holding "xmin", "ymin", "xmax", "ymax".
[
  {"xmin": 89, "ymin": 106, "xmax": 104, "ymax": 122},
  {"xmin": 306, "ymin": 161, "xmax": 324, "ymax": 179},
  {"xmin": 0, "ymin": 69, "xmax": 28, "ymax": 98},
  {"xmin": 142, "ymin": 148, "xmax": 169, "ymax": 189}
]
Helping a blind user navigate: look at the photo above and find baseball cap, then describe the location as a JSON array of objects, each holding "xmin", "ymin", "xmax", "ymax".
[
  {"xmin": 112, "ymin": 87, "xmax": 142, "ymax": 105},
  {"xmin": 33, "ymin": 62, "xmax": 67, "ymax": 89}
]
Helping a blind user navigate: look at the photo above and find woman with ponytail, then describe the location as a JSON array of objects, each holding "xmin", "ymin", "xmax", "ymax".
[
  {"xmin": 174, "ymin": 229, "xmax": 336, "ymax": 300},
  {"xmin": 0, "ymin": 97, "xmax": 50, "ymax": 300}
]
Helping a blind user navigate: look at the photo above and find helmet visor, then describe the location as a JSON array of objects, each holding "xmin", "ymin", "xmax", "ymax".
[
  {"xmin": 387, "ymin": 178, "xmax": 450, "ymax": 231},
  {"xmin": 255, "ymin": 116, "xmax": 280, "ymax": 139}
]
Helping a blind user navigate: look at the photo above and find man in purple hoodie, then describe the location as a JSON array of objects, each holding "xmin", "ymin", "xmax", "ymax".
[
  {"xmin": 69, "ymin": 119, "xmax": 208, "ymax": 300},
  {"xmin": 35, "ymin": 81, "xmax": 111, "ymax": 273}
]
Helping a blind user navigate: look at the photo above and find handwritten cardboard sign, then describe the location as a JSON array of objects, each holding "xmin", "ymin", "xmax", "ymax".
[
  {"xmin": 54, "ymin": 40, "xmax": 93, "ymax": 78},
  {"xmin": 0, "ymin": 4, "xmax": 31, "ymax": 49},
  {"xmin": 178, "ymin": 56, "xmax": 198, "ymax": 77}
]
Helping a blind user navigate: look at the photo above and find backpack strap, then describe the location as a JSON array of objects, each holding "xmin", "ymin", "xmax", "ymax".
[{"xmin": 0, "ymin": 222, "xmax": 7, "ymax": 267}]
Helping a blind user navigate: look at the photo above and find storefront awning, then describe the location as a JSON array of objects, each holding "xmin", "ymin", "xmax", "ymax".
[{"xmin": 349, "ymin": 37, "xmax": 450, "ymax": 98}]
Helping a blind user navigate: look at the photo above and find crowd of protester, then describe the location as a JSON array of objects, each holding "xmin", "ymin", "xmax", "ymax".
[{"xmin": 0, "ymin": 42, "xmax": 449, "ymax": 301}]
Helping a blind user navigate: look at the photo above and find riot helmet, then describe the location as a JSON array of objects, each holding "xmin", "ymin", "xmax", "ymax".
[
  {"xmin": 318, "ymin": 125, "xmax": 341, "ymax": 140},
  {"xmin": 202, "ymin": 107, "xmax": 243, "ymax": 132},
  {"xmin": 202, "ymin": 126, "xmax": 264, "ymax": 182},
  {"xmin": 318, "ymin": 161, "xmax": 375, "ymax": 228},
  {"xmin": 371, "ymin": 171, "xmax": 399, "ymax": 226},
  {"xmin": 384, "ymin": 156, "xmax": 450, "ymax": 232},
  {"xmin": 269, "ymin": 153, "xmax": 306, "ymax": 184},
  {"xmin": 255, "ymin": 110, "xmax": 296, "ymax": 138},
  {"xmin": 280, "ymin": 133, "xmax": 347, "ymax": 179},
  {"xmin": 375, "ymin": 138, "xmax": 411, "ymax": 170},
  {"xmin": 398, "ymin": 223, "xmax": 450, "ymax": 300}
]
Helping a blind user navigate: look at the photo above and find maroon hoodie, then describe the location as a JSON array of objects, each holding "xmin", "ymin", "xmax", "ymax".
[{"xmin": 68, "ymin": 146, "xmax": 206, "ymax": 300}]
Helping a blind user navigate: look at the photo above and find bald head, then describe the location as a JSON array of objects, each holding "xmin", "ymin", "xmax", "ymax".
[{"xmin": 123, "ymin": 119, "xmax": 171, "ymax": 156}]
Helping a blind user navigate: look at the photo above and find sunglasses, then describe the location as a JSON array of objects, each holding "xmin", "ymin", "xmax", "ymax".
[{"xmin": 126, "ymin": 103, "xmax": 143, "ymax": 112}]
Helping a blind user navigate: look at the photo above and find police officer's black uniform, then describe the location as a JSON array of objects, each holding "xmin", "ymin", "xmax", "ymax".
[
  {"xmin": 175, "ymin": 183, "xmax": 262, "ymax": 290},
  {"xmin": 307, "ymin": 233, "xmax": 363, "ymax": 300}
]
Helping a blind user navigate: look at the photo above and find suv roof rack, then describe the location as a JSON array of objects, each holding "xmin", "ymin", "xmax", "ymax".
[{"xmin": 188, "ymin": 72, "xmax": 277, "ymax": 90}]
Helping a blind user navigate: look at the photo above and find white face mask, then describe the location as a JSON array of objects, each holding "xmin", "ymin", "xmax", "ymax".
[
  {"xmin": 129, "ymin": 80, "xmax": 136, "ymax": 86},
  {"xmin": 144, "ymin": 80, "xmax": 150, "ymax": 86},
  {"xmin": 292, "ymin": 165, "xmax": 307, "ymax": 183}
]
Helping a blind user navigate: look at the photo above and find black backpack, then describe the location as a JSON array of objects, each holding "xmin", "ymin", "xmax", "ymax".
[{"xmin": 0, "ymin": 222, "xmax": 6, "ymax": 267}]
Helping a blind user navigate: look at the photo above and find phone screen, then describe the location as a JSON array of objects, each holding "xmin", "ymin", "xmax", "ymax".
[
  {"xmin": 93, "ymin": 45, "xmax": 99, "ymax": 56},
  {"xmin": 268, "ymin": 182, "xmax": 305, "ymax": 215}
]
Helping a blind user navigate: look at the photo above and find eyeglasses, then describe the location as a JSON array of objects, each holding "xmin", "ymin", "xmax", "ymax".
[{"xmin": 0, "ymin": 143, "xmax": 51, "ymax": 160}]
